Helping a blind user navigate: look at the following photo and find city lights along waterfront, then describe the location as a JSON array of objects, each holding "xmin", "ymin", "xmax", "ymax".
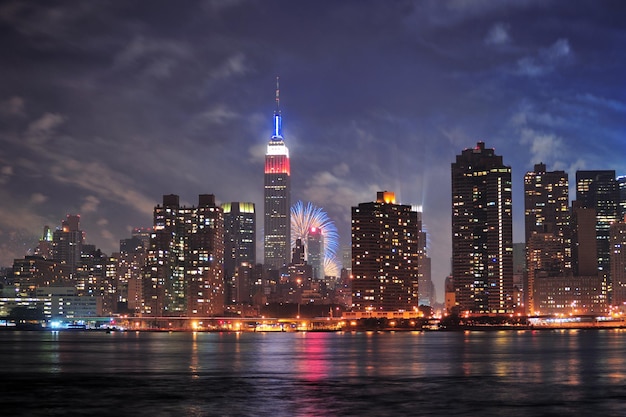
[{"xmin": 3, "ymin": 330, "xmax": 626, "ymax": 416}]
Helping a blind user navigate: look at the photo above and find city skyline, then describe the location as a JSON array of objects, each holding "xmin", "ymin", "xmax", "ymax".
[{"xmin": 1, "ymin": 2, "xmax": 626, "ymax": 302}]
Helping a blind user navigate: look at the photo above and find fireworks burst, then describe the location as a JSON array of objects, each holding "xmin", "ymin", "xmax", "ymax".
[{"xmin": 291, "ymin": 201, "xmax": 340, "ymax": 276}]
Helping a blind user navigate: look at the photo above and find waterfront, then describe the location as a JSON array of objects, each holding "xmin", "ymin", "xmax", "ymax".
[{"xmin": 3, "ymin": 329, "xmax": 626, "ymax": 416}]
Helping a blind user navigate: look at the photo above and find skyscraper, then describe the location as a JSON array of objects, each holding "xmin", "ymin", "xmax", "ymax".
[
  {"xmin": 576, "ymin": 170, "xmax": 619, "ymax": 281},
  {"xmin": 52, "ymin": 214, "xmax": 84, "ymax": 276},
  {"xmin": 264, "ymin": 78, "xmax": 291, "ymax": 269},
  {"xmin": 143, "ymin": 194, "xmax": 224, "ymax": 317},
  {"xmin": 222, "ymin": 202, "xmax": 256, "ymax": 278},
  {"xmin": 523, "ymin": 163, "xmax": 570, "ymax": 314},
  {"xmin": 610, "ymin": 218, "xmax": 626, "ymax": 306},
  {"xmin": 351, "ymin": 191, "xmax": 420, "ymax": 312},
  {"xmin": 307, "ymin": 226, "xmax": 323, "ymax": 279},
  {"xmin": 451, "ymin": 142, "xmax": 514, "ymax": 314},
  {"xmin": 222, "ymin": 202, "xmax": 256, "ymax": 304}
]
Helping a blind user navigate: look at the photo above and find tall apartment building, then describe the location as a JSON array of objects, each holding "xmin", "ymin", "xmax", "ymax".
[
  {"xmin": 307, "ymin": 226, "xmax": 323, "ymax": 280},
  {"xmin": 264, "ymin": 79, "xmax": 291, "ymax": 269},
  {"xmin": 451, "ymin": 142, "xmax": 514, "ymax": 314},
  {"xmin": 52, "ymin": 214, "xmax": 84, "ymax": 276},
  {"xmin": 610, "ymin": 218, "xmax": 626, "ymax": 306},
  {"xmin": 523, "ymin": 163, "xmax": 570, "ymax": 314},
  {"xmin": 351, "ymin": 191, "xmax": 420, "ymax": 312},
  {"xmin": 222, "ymin": 202, "xmax": 256, "ymax": 305},
  {"xmin": 143, "ymin": 194, "xmax": 224, "ymax": 317},
  {"xmin": 576, "ymin": 170, "xmax": 619, "ymax": 280}
]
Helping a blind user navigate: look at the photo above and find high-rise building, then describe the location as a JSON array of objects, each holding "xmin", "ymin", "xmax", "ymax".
[
  {"xmin": 52, "ymin": 214, "xmax": 84, "ymax": 276},
  {"xmin": 576, "ymin": 170, "xmax": 619, "ymax": 279},
  {"xmin": 118, "ymin": 236, "xmax": 146, "ymax": 314},
  {"xmin": 523, "ymin": 163, "xmax": 570, "ymax": 314},
  {"xmin": 351, "ymin": 191, "xmax": 420, "ymax": 312},
  {"xmin": 415, "ymin": 210, "xmax": 434, "ymax": 306},
  {"xmin": 617, "ymin": 176, "xmax": 626, "ymax": 220},
  {"xmin": 264, "ymin": 78, "xmax": 291, "ymax": 270},
  {"xmin": 451, "ymin": 142, "xmax": 514, "ymax": 314},
  {"xmin": 222, "ymin": 202, "xmax": 256, "ymax": 277},
  {"xmin": 610, "ymin": 217, "xmax": 626, "ymax": 307},
  {"xmin": 143, "ymin": 194, "xmax": 224, "ymax": 317},
  {"xmin": 307, "ymin": 226, "xmax": 323, "ymax": 279},
  {"xmin": 222, "ymin": 202, "xmax": 256, "ymax": 304}
]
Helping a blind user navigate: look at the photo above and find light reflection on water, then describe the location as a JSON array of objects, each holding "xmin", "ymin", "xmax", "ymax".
[{"xmin": 3, "ymin": 329, "xmax": 626, "ymax": 416}]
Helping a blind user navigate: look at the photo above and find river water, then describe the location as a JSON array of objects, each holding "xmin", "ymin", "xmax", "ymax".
[{"xmin": 2, "ymin": 329, "xmax": 626, "ymax": 416}]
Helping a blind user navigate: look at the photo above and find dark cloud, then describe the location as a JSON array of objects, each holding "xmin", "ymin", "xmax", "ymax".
[{"xmin": 0, "ymin": 0, "xmax": 625, "ymax": 301}]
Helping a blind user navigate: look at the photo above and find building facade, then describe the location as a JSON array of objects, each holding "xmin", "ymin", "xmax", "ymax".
[
  {"xmin": 576, "ymin": 170, "xmax": 619, "ymax": 282},
  {"xmin": 523, "ymin": 163, "xmax": 570, "ymax": 314},
  {"xmin": 222, "ymin": 202, "xmax": 256, "ymax": 304},
  {"xmin": 451, "ymin": 142, "xmax": 514, "ymax": 314},
  {"xmin": 351, "ymin": 191, "xmax": 420, "ymax": 312},
  {"xmin": 143, "ymin": 194, "xmax": 224, "ymax": 317},
  {"xmin": 264, "ymin": 79, "xmax": 291, "ymax": 270}
]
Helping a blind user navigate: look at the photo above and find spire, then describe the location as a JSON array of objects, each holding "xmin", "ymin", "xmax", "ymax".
[
  {"xmin": 272, "ymin": 76, "xmax": 283, "ymax": 140},
  {"xmin": 275, "ymin": 76, "xmax": 280, "ymax": 110}
]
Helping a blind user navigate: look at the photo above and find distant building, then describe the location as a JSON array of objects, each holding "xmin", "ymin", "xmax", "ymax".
[
  {"xmin": 610, "ymin": 217, "xmax": 626, "ymax": 306},
  {"xmin": 117, "ymin": 236, "xmax": 146, "ymax": 314},
  {"xmin": 222, "ymin": 202, "xmax": 256, "ymax": 304},
  {"xmin": 451, "ymin": 142, "xmax": 514, "ymax": 314},
  {"xmin": 524, "ymin": 163, "xmax": 570, "ymax": 314},
  {"xmin": 143, "ymin": 194, "xmax": 224, "ymax": 317},
  {"xmin": 351, "ymin": 191, "xmax": 420, "ymax": 312},
  {"xmin": 576, "ymin": 170, "xmax": 619, "ymax": 283},
  {"xmin": 52, "ymin": 214, "xmax": 84, "ymax": 276},
  {"xmin": 307, "ymin": 226, "xmax": 323, "ymax": 279},
  {"xmin": 264, "ymin": 79, "xmax": 291, "ymax": 269}
]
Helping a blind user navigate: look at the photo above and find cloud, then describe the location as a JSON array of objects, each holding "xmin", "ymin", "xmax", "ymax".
[
  {"xmin": 81, "ymin": 195, "xmax": 100, "ymax": 213},
  {"xmin": 0, "ymin": 165, "xmax": 13, "ymax": 184},
  {"xmin": 210, "ymin": 53, "xmax": 249, "ymax": 79},
  {"xmin": 25, "ymin": 113, "xmax": 65, "ymax": 145},
  {"xmin": 114, "ymin": 36, "xmax": 191, "ymax": 79},
  {"xmin": 484, "ymin": 22, "xmax": 511, "ymax": 46},
  {"xmin": 516, "ymin": 38, "xmax": 572, "ymax": 77},
  {"xmin": 576, "ymin": 93, "xmax": 626, "ymax": 113},
  {"xmin": 0, "ymin": 96, "xmax": 25, "ymax": 116},
  {"xmin": 30, "ymin": 193, "xmax": 47, "ymax": 204}
]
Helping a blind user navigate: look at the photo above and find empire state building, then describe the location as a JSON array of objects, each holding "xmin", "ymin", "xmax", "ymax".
[{"xmin": 264, "ymin": 79, "xmax": 291, "ymax": 269}]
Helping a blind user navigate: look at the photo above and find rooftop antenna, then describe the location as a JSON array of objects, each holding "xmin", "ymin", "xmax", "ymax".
[{"xmin": 275, "ymin": 76, "xmax": 280, "ymax": 111}]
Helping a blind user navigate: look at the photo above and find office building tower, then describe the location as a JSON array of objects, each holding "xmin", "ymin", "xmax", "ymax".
[
  {"xmin": 351, "ymin": 191, "xmax": 420, "ymax": 312},
  {"xmin": 617, "ymin": 176, "xmax": 626, "ymax": 222},
  {"xmin": 451, "ymin": 142, "xmax": 514, "ymax": 314},
  {"xmin": 144, "ymin": 194, "xmax": 224, "ymax": 317},
  {"xmin": 34, "ymin": 225, "xmax": 53, "ymax": 259},
  {"xmin": 523, "ymin": 163, "xmax": 570, "ymax": 314},
  {"xmin": 576, "ymin": 170, "xmax": 619, "ymax": 278},
  {"xmin": 611, "ymin": 218, "xmax": 626, "ymax": 306},
  {"xmin": 222, "ymin": 202, "xmax": 256, "ymax": 304},
  {"xmin": 222, "ymin": 202, "xmax": 256, "ymax": 278},
  {"xmin": 307, "ymin": 226, "xmax": 323, "ymax": 279},
  {"xmin": 415, "ymin": 210, "xmax": 434, "ymax": 306},
  {"xmin": 118, "ymin": 236, "xmax": 146, "ymax": 314},
  {"xmin": 52, "ymin": 214, "xmax": 84, "ymax": 276},
  {"xmin": 264, "ymin": 79, "xmax": 291, "ymax": 269}
]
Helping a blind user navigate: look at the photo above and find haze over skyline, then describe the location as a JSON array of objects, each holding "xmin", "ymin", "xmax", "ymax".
[{"xmin": 1, "ymin": 1, "xmax": 625, "ymax": 301}]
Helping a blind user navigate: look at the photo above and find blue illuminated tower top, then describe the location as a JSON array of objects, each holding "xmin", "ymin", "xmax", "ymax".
[{"xmin": 272, "ymin": 76, "xmax": 283, "ymax": 140}]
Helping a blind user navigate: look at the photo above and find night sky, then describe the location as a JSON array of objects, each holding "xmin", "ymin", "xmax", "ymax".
[{"xmin": 1, "ymin": 1, "xmax": 625, "ymax": 301}]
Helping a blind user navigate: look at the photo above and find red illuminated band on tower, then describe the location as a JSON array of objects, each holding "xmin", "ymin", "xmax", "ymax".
[{"xmin": 265, "ymin": 154, "xmax": 290, "ymax": 175}]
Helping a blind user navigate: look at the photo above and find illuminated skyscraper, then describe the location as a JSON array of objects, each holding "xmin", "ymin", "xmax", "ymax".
[
  {"xmin": 351, "ymin": 191, "xmax": 420, "ymax": 312},
  {"xmin": 52, "ymin": 214, "xmax": 84, "ymax": 276},
  {"xmin": 222, "ymin": 202, "xmax": 256, "ymax": 304},
  {"xmin": 523, "ymin": 163, "xmax": 570, "ymax": 314},
  {"xmin": 264, "ymin": 78, "xmax": 291, "ymax": 269},
  {"xmin": 451, "ymin": 142, "xmax": 514, "ymax": 314},
  {"xmin": 143, "ymin": 194, "xmax": 224, "ymax": 317},
  {"xmin": 307, "ymin": 226, "xmax": 323, "ymax": 279},
  {"xmin": 222, "ymin": 202, "xmax": 256, "ymax": 277},
  {"xmin": 576, "ymin": 170, "xmax": 619, "ymax": 280}
]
